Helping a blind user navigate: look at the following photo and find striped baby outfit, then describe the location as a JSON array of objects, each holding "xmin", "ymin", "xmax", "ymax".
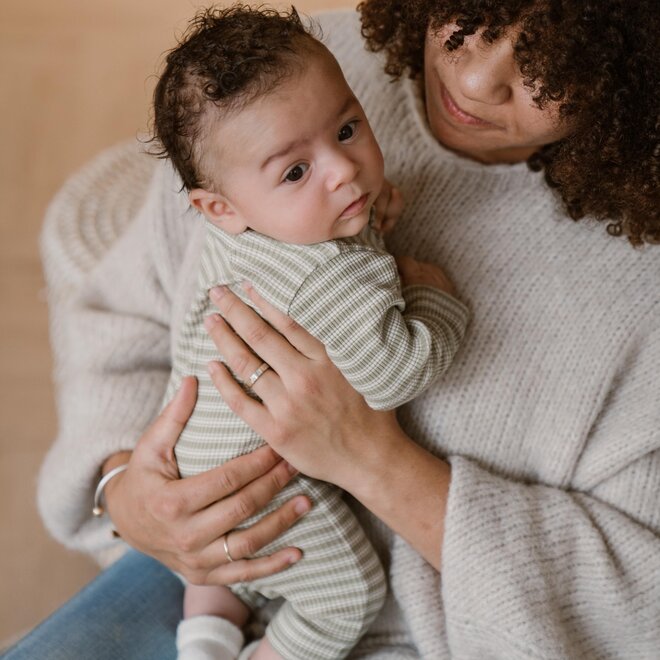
[{"xmin": 168, "ymin": 219, "xmax": 468, "ymax": 659}]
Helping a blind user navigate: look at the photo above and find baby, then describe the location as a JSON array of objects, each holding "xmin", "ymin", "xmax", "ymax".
[{"xmin": 152, "ymin": 5, "xmax": 469, "ymax": 660}]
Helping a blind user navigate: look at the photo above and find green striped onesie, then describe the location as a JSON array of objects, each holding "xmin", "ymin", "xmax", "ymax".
[{"xmin": 168, "ymin": 219, "xmax": 469, "ymax": 659}]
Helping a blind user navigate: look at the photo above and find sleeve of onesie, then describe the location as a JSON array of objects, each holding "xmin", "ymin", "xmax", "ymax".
[
  {"xmin": 437, "ymin": 325, "xmax": 660, "ymax": 659},
  {"xmin": 287, "ymin": 247, "xmax": 470, "ymax": 410},
  {"xmin": 37, "ymin": 146, "xmax": 191, "ymax": 559}
]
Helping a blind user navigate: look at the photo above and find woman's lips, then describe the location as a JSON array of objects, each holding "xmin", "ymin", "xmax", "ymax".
[
  {"xmin": 339, "ymin": 193, "xmax": 368, "ymax": 219},
  {"xmin": 440, "ymin": 84, "xmax": 499, "ymax": 128}
]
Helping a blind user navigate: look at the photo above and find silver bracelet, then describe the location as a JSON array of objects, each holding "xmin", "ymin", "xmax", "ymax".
[{"xmin": 92, "ymin": 464, "xmax": 129, "ymax": 517}]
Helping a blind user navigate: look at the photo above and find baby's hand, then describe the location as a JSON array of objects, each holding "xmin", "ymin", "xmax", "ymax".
[
  {"xmin": 396, "ymin": 255, "xmax": 457, "ymax": 297},
  {"xmin": 371, "ymin": 179, "xmax": 403, "ymax": 234}
]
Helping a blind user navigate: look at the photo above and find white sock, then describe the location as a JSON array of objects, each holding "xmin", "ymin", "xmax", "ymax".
[{"xmin": 176, "ymin": 615, "xmax": 244, "ymax": 660}]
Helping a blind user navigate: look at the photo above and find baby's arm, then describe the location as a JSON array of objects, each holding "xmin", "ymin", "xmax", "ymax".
[
  {"xmin": 287, "ymin": 248, "xmax": 469, "ymax": 410},
  {"xmin": 395, "ymin": 254, "xmax": 456, "ymax": 296}
]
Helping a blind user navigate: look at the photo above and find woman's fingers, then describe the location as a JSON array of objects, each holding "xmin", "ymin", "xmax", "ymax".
[
  {"xmin": 204, "ymin": 547, "xmax": 302, "ymax": 586},
  {"xmin": 242, "ymin": 283, "xmax": 327, "ymax": 360},
  {"xmin": 208, "ymin": 287, "xmax": 295, "ymax": 374},
  {"xmin": 203, "ymin": 313, "xmax": 279, "ymax": 394},
  {"xmin": 152, "ymin": 447, "xmax": 307, "ymax": 580},
  {"xmin": 173, "ymin": 488, "xmax": 310, "ymax": 584},
  {"xmin": 183, "ymin": 449, "xmax": 298, "ymax": 548},
  {"xmin": 207, "ymin": 360, "xmax": 273, "ymax": 437},
  {"xmin": 208, "ymin": 286, "xmax": 325, "ymax": 372},
  {"xmin": 222, "ymin": 495, "xmax": 310, "ymax": 560},
  {"xmin": 195, "ymin": 494, "xmax": 310, "ymax": 570},
  {"xmin": 169, "ymin": 444, "xmax": 285, "ymax": 513}
]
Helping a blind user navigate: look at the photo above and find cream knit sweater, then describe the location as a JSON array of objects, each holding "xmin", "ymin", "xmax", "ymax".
[{"xmin": 39, "ymin": 10, "xmax": 660, "ymax": 659}]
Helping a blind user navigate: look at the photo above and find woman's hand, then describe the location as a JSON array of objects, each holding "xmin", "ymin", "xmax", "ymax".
[
  {"xmin": 203, "ymin": 285, "xmax": 452, "ymax": 570},
  {"xmin": 203, "ymin": 285, "xmax": 402, "ymax": 490},
  {"xmin": 103, "ymin": 376, "xmax": 310, "ymax": 585}
]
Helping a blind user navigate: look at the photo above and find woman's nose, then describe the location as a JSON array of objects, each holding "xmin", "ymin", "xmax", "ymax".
[{"xmin": 455, "ymin": 37, "xmax": 516, "ymax": 105}]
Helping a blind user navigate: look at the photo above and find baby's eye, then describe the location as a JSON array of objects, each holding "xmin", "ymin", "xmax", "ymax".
[
  {"xmin": 283, "ymin": 163, "xmax": 309, "ymax": 183},
  {"xmin": 338, "ymin": 120, "xmax": 359, "ymax": 142}
]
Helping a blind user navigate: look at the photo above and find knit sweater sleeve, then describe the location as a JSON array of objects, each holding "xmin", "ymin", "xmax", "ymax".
[
  {"xmin": 288, "ymin": 248, "xmax": 469, "ymax": 410},
  {"xmin": 37, "ymin": 146, "xmax": 191, "ymax": 559},
  {"xmin": 439, "ymin": 324, "xmax": 660, "ymax": 658}
]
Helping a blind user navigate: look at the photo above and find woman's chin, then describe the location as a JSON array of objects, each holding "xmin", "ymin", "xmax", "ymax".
[{"xmin": 429, "ymin": 119, "xmax": 534, "ymax": 164}]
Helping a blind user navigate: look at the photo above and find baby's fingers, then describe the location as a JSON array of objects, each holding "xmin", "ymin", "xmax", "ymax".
[
  {"xmin": 380, "ymin": 185, "xmax": 404, "ymax": 234},
  {"xmin": 373, "ymin": 183, "xmax": 403, "ymax": 233}
]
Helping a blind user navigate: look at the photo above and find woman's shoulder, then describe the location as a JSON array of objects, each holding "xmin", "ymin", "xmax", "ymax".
[
  {"xmin": 41, "ymin": 140, "xmax": 196, "ymax": 299},
  {"xmin": 40, "ymin": 140, "xmax": 157, "ymax": 292}
]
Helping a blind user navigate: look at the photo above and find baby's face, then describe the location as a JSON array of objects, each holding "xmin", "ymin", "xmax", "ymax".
[{"xmin": 199, "ymin": 48, "xmax": 384, "ymax": 244}]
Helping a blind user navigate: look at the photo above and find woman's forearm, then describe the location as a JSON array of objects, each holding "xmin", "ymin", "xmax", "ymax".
[{"xmin": 343, "ymin": 426, "xmax": 451, "ymax": 571}]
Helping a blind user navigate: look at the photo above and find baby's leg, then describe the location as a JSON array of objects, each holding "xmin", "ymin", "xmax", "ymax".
[
  {"xmin": 177, "ymin": 585, "xmax": 250, "ymax": 660},
  {"xmin": 244, "ymin": 478, "xmax": 386, "ymax": 659},
  {"xmin": 184, "ymin": 584, "xmax": 251, "ymax": 625},
  {"xmin": 247, "ymin": 636, "xmax": 282, "ymax": 660}
]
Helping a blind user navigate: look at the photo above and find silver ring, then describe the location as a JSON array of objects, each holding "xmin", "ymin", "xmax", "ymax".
[
  {"xmin": 223, "ymin": 534, "xmax": 234, "ymax": 563},
  {"xmin": 248, "ymin": 362, "xmax": 270, "ymax": 386}
]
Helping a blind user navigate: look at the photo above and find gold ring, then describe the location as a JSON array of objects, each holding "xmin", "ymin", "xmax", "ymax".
[
  {"xmin": 223, "ymin": 534, "xmax": 234, "ymax": 563},
  {"xmin": 248, "ymin": 362, "xmax": 270, "ymax": 386}
]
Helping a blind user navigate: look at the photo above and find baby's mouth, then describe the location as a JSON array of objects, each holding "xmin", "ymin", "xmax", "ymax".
[{"xmin": 339, "ymin": 193, "xmax": 369, "ymax": 220}]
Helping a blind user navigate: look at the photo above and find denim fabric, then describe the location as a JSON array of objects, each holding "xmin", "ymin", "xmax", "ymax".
[{"xmin": 2, "ymin": 550, "xmax": 183, "ymax": 659}]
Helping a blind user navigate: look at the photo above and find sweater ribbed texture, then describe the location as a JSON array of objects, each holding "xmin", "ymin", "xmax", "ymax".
[{"xmin": 38, "ymin": 10, "xmax": 660, "ymax": 658}]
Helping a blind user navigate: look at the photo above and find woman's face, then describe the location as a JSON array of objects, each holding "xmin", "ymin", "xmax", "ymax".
[{"xmin": 423, "ymin": 24, "xmax": 570, "ymax": 164}]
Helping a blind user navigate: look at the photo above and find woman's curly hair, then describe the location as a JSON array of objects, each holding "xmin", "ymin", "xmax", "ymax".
[
  {"xmin": 150, "ymin": 5, "xmax": 320, "ymax": 191},
  {"xmin": 359, "ymin": 0, "xmax": 660, "ymax": 245}
]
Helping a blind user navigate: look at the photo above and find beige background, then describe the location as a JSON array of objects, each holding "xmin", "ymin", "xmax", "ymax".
[{"xmin": 0, "ymin": 0, "xmax": 352, "ymax": 646}]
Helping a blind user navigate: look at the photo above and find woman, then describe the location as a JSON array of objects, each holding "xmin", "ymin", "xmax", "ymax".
[{"xmin": 10, "ymin": 0, "xmax": 659, "ymax": 658}]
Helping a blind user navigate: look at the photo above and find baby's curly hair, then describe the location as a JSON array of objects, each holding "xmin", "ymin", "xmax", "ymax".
[
  {"xmin": 359, "ymin": 0, "xmax": 660, "ymax": 245},
  {"xmin": 151, "ymin": 4, "xmax": 320, "ymax": 191}
]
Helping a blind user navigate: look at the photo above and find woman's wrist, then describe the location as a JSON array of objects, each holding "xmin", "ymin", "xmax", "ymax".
[
  {"xmin": 345, "ymin": 426, "xmax": 451, "ymax": 571},
  {"xmin": 102, "ymin": 450, "xmax": 132, "ymax": 475},
  {"xmin": 101, "ymin": 450, "xmax": 133, "ymax": 505}
]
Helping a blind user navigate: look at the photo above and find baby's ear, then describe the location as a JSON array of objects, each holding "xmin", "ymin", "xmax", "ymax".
[{"xmin": 188, "ymin": 188, "xmax": 247, "ymax": 234}]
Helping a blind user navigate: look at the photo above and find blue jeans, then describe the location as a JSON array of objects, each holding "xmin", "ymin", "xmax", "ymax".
[{"xmin": 2, "ymin": 550, "xmax": 183, "ymax": 660}]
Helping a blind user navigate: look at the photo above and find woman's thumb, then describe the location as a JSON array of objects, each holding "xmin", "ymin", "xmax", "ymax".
[{"xmin": 145, "ymin": 376, "xmax": 198, "ymax": 454}]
